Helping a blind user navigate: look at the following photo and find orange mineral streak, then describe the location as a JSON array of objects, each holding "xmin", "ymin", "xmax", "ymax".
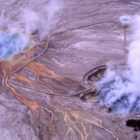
[
  {"xmin": 2, "ymin": 69, "xmax": 54, "ymax": 128},
  {"xmin": 2, "ymin": 70, "xmax": 40, "ymax": 112},
  {"xmin": 12, "ymin": 73, "xmax": 32, "ymax": 85},
  {"xmin": 25, "ymin": 62, "xmax": 62, "ymax": 80},
  {"xmin": 0, "ymin": 37, "xmax": 55, "ymax": 129}
]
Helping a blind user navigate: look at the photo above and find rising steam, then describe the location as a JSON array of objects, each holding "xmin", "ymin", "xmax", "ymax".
[
  {"xmin": 96, "ymin": 15, "xmax": 140, "ymax": 114},
  {"xmin": 0, "ymin": 0, "xmax": 63, "ymax": 60},
  {"xmin": 19, "ymin": 0, "xmax": 63, "ymax": 39},
  {"xmin": 0, "ymin": 0, "xmax": 62, "ymax": 38}
]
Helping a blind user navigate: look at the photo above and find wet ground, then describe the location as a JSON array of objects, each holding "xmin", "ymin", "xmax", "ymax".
[{"xmin": 0, "ymin": 0, "xmax": 140, "ymax": 140}]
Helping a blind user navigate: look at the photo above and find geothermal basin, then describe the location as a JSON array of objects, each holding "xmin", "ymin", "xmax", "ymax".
[{"xmin": 1, "ymin": 0, "xmax": 140, "ymax": 140}]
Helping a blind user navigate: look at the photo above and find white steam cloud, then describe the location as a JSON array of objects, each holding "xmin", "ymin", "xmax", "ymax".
[
  {"xmin": 0, "ymin": 0, "xmax": 63, "ymax": 60},
  {"xmin": 19, "ymin": 8, "xmax": 40, "ymax": 35},
  {"xmin": 128, "ymin": 15, "xmax": 140, "ymax": 87},
  {"xmin": 0, "ymin": 0, "xmax": 63, "ymax": 39},
  {"xmin": 96, "ymin": 15, "xmax": 140, "ymax": 114}
]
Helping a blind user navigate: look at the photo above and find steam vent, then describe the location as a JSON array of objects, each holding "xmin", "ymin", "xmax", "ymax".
[{"xmin": 1, "ymin": 0, "xmax": 140, "ymax": 140}]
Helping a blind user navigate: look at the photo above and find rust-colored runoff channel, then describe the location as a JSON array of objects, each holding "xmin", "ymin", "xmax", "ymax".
[{"xmin": 1, "ymin": 39, "xmax": 55, "ymax": 134}]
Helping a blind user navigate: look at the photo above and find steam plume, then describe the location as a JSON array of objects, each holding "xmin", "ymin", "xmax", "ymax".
[
  {"xmin": 96, "ymin": 15, "xmax": 140, "ymax": 114},
  {"xmin": 0, "ymin": 0, "xmax": 63, "ymax": 39},
  {"xmin": 0, "ymin": 0, "xmax": 63, "ymax": 60}
]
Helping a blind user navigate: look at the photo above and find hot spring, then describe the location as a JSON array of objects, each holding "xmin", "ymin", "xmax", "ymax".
[
  {"xmin": 95, "ymin": 15, "xmax": 140, "ymax": 115},
  {"xmin": 0, "ymin": 31, "xmax": 31, "ymax": 60}
]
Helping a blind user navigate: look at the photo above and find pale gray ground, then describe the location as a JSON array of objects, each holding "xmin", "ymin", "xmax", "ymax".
[{"xmin": 0, "ymin": 0, "xmax": 140, "ymax": 140}]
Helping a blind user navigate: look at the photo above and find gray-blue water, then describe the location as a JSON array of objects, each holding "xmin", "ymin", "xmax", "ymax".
[
  {"xmin": 0, "ymin": 31, "xmax": 30, "ymax": 60},
  {"xmin": 96, "ymin": 68, "xmax": 140, "ymax": 115}
]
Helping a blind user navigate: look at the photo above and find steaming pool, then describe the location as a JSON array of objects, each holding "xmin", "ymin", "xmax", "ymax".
[
  {"xmin": 90, "ymin": 64, "xmax": 140, "ymax": 115},
  {"xmin": 0, "ymin": 31, "xmax": 31, "ymax": 61},
  {"xmin": 85, "ymin": 61, "xmax": 140, "ymax": 115}
]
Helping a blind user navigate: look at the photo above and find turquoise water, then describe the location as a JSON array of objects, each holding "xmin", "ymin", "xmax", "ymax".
[{"xmin": 0, "ymin": 31, "xmax": 30, "ymax": 60}]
